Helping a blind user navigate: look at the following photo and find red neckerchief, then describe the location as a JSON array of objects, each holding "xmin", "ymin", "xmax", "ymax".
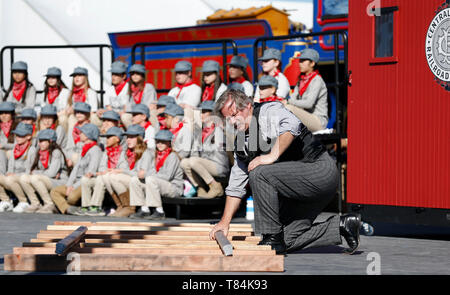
[
  {"xmin": 299, "ymin": 70, "xmax": 320, "ymax": 97},
  {"xmin": 47, "ymin": 86, "xmax": 60, "ymax": 105},
  {"xmin": 126, "ymin": 148, "xmax": 136, "ymax": 170},
  {"xmin": 39, "ymin": 149, "xmax": 50, "ymax": 169},
  {"xmin": 156, "ymin": 148, "xmax": 171, "ymax": 172},
  {"xmin": 106, "ymin": 145, "xmax": 122, "ymax": 169},
  {"xmin": 202, "ymin": 84, "xmax": 215, "ymax": 102},
  {"xmin": 32, "ymin": 123, "xmax": 36, "ymax": 136},
  {"xmin": 12, "ymin": 81, "xmax": 26, "ymax": 101},
  {"xmin": 50, "ymin": 123, "xmax": 56, "ymax": 130},
  {"xmin": 72, "ymin": 86, "xmax": 86, "ymax": 103},
  {"xmin": 232, "ymin": 76, "xmax": 246, "ymax": 84},
  {"xmin": 260, "ymin": 95, "xmax": 284, "ymax": 103},
  {"xmin": 169, "ymin": 122, "xmax": 183, "ymax": 139},
  {"xmin": 72, "ymin": 121, "xmax": 89, "ymax": 144},
  {"xmin": 158, "ymin": 115, "xmax": 166, "ymax": 130},
  {"xmin": 141, "ymin": 121, "xmax": 152, "ymax": 130},
  {"xmin": 202, "ymin": 124, "xmax": 215, "ymax": 143},
  {"xmin": 13, "ymin": 141, "xmax": 30, "ymax": 159},
  {"xmin": 0, "ymin": 120, "xmax": 13, "ymax": 138},
  {"xmin": 272, "ymin": 69, "xmax": 280, "ymax": 78},
  {"xmin": 131, "ymin": 83, "xmax": 144, "ymax": 104},
  {"xmin": 175, "ymin": 80, "xmax": 194, "ymax": 98},
  {"xmin": 81, "ymin": 141, "xmax": 97, "ymax": 157},
  {"xmin": 114, "ymin": 79, "xmax": 128, "ymax": 96}
]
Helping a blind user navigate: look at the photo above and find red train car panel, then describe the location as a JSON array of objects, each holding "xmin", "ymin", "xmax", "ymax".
[{"xmin": 347, "ymin": 0, "xmax": 450, "ymax": 225}]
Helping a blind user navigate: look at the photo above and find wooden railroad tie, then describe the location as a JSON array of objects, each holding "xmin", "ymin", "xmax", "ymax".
[{"xmin": 4, "ymin": 221, "xmax": 284, "ymax": 272}]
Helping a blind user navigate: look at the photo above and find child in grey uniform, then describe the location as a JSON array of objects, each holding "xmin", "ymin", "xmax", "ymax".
[
  {"xmin": 286, "ymin": 48, "xmax": 328, "ymax": 132},
  {"xmin": 101, "ymin": 61, "xmax": 130, "ymax": 122},
  {"xmin": 19, "ymin": 129, "xmax": 68, "ymax": 214},
  {"xmin": 0, "ymin": 123, "xmax": 36, "ymax": 213},
  {"xmin": 50, "ymin": 123, "xmax": 102, "ymax": 214},
  {"xmin": 17, "ymin": 108, "xmax": 38, "ymax": 146},
  {"xmin": 180, "ymin": 100, "xmax": 229, "ymax": 199},
  {"xmin": 37, "ymin": 67, "xmax": 70, "ymax": 118},
  {"xmin": 0, "ymin": 102, "xmax": 18, "ymax": 152},
  {"xmin": 3, "ymin": 61, "xmax": 36, "ymax": 114},
  {"xmin": 130, "ymin": 129, "xmax": 184, "ymax": 220},
  {"xmin": 101, "ymin": 124, "xmax": 152, "ymax": 217},
  {"xmin": 38, "ymin": 104, "xmax": 67, "ymax": 149},
  {"xmin": 65, "ymin": 102, "xmax": 92, "ymax": 168},
  {"xmin": 227, "ymin": 55, "xmax": 254, "ymax": 97}
]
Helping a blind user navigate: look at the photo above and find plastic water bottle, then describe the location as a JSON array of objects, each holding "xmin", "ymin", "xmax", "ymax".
[{"xmin": 246, "ymin": 196, "xmax": 254, "ymax": 220}]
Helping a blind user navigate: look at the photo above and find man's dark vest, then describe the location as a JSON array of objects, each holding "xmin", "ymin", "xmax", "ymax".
[{"xmin": 234, "ymin": 102, "xmax": 325, "ymax": 165}]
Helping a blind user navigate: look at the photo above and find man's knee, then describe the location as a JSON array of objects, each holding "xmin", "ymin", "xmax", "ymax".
[{"xmin": 248, "ymin": 165, "xmax": 270, "ymax": 185}]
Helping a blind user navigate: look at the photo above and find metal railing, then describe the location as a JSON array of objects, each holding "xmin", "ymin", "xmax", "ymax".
[
  {"xmin": 0, "ymin": 44, "xmax": 115, "ymax": 107},
  {"xmin": 131, "ymin": 39, "xmax": 238, "ymax": 93}
]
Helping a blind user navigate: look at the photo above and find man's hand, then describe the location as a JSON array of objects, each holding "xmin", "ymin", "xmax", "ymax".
[
  {"xmin": 248, "ymin": 154, "xmax": 276, "ymax": 172},
  {"xmin": 209, "ymin": 220, "xmax": 230, "ymax": 241}
]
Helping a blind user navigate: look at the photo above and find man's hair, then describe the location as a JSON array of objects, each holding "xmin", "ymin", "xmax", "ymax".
[{"xmin": 214, "ymin": 89, "xmax": 253, "ymax": 119}]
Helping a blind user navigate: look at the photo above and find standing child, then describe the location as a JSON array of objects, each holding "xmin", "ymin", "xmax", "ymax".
[
  {"xmin": 37, "ymin": 67, "xmax": 70, "ymax": 119},
  {"xmin": 286, "ymin": 48, "xmax": 328, "ymax": 132},
  {"xmin": 227, "ymin": 55, "xmax": 253, "ymax": 97},
  {"xmin": 129, "ymin": 129, "xmax": 184, "ymax": 220},
  {"xmin": 78, "ymin": 127, "xmax": 124, "ymax": 216},
  {"xmin": 180, "ymin": 100, "xmax": 229, "ymax": 199},
  {"xmin": 101, "ymin": 61, "xmax": 130, "ymax": 119},
  {"xmin": 19, "ymin": 129, "xmax": 68, "ymax": 213},
  {"xmin": 254, "ymin": 48, "xmax": 290, "ymax": 101},
  {"xmin": 0, "ymin": 102, "xmax": 18, "ymax": 152},
  {"xmin": 168, "ymin": 61, "xmax": 202, "ymax": 109},
  {"xmin": 50, "ymin": 123, "xmax": 102, "ymax": 215},
  {"xmin": 101, "ymin": 125, "xmax": 152, "ymax": 217},
  {"xmin": 0, "ymin": 123, "xmax": 36, "ymax": 213},
  {"xmin": 200, "ymin": 60, "xmax": 227, "ymax": 102},
  {"xmin": 3, "ymin": 61, "xmax": 36, "ymax": 114}
]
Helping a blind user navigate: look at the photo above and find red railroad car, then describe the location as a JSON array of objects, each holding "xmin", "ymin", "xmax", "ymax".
[{"xmin": 347, "ymin": 0, "xmax": 450, "ymax": 226}]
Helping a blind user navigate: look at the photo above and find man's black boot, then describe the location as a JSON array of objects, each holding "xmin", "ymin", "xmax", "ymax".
[
  {"xmin": 339, "ymin": 213, "xmax": 361, "ymax": 254},
  {"xmin": 257, "ymin": 232, "xmax": 287, "ymax": 255}
]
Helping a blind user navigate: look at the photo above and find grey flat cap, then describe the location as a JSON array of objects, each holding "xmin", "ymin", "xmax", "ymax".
[
  {"xmin": 127, "ymin": 103, "xmax": 150, "ymax": 119},
  {"xmin": 258, "ymin": 75, "xmax": 278, "ymax": 88},
  {"xmin": 227, "ymin": 55, "xmax": 248, "ymax": 69},
  {"xmin": 227, "ymin": 82, "xmax": 245, "ymax": 93},
  {"xmin": 76, "ymin": 123, "xmax": 99, "ymax": 142},
  {"xmin": 129, "ymin": 64, "xmax": 146, "ymax": 74},
  {"xmin": 201, "ymin": 60, "xmax": 220, "ymax": 73},
  {"xmin": 258, "ymin": 48, "xmax": 282, "ymax": 61},
  {"xmin": 11, "ymin": 61, "xmax": 28, "ymax": 71},
  {"xmin": 155, "ymin": 129, "xmax": 173, "ymax": 142},
  {"xmin": 100, "ymin": 126, "xmax": 124, "ymax": 141},
  {"xmin": 70, "ymin": 67, "xmax": 88, "ymax": 76},
  {"xmin": 174, "ymin": 60, "xmax": 192, "ymax": 72},
  {"xmin": 200, "ymin": 100, "xmax": 215, "ymax": 111},
  {"xmin": 157, "ymin": 95, "xmax": 176, "ymax": 107},
  {"xmin": 163, "ymin": 103, "xmax": 184, "ymax": 117},
  {"xmin": 73, "ymin": 102, "xmax": 92, "ymax": 113},
  {"xmin": 40, "ymin": 104, "xmax": 58, "ymax": 116},
  {"xmin": 124, "ymin": 124, "xmax": 145, "ymax": 138},
  {"xmin": 101, "ymin": 110, "xmax": 120, "ymax": 121},
  {"xmin": 110, "ymin": 61, "xmax": 128, "ymax": 74},
  {"xmin": 12, "ymin": 122, "xmax": 33, "ymax": 137},
  {"xmin": 0, "ymin": 101, "xmax": 16, "ymax": 112},
  {"xmin": 37, "ymin": 129, "xmax": 57, "ymax": 142},
  {"xmin": 298, "ymin": 48, "xmax": 320, "ymax": 63},
  {"xmin": 18, "ymin": 108, "xmax": 37, "ymax": 120},
  {"xmin": 45, "ymin": 67, "xmax": 62, "ymax": 77}
]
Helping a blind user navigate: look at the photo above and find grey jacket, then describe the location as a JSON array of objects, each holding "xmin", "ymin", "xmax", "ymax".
[
  {"xmin": 173, "ymin": 124, "xmax": 197, "ymax": 159},
  {"xmin": 146, "ymin": 152, "xmax": 184, "ymax": 195},
  {"xmin": 7, "ymin": 144, "xmax": 36, "ymax": 174},
  {"xmin": 65, "ymin": 125, "xmax": 84, "ymax": 158},
  {"xmin": 67, "ymin": 145, "xmax": 102, "ymax": 188},
  {"xmin": 0, "ymin": 150, "xmax": 7, "ymax": 174},
  {"xmin": 288, "ymin": 75, "xmax": 329, "ymax": 129},
  {"xmin": 5, "ymin": 86, "xmax": 37, "ymax": 114},
  {"xmin": 116, "ymin": 148, "xmax": 152, "ymax": 177},
  {"xmin": 126, "ymin": 83, "xmax": 157, "ymax": 110},
  {"xmin": 0, "ymin": 125, "xmax": 15, "ymax": 151},
  {"xmin": 28, "ymin": 148, "xmax": 69, "ymax": 187}
]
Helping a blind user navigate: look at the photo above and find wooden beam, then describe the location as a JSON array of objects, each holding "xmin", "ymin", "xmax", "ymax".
[
  {"xmin": 30, "ymin": 238, "xmax": 259, "ymax": 245},
  {"xmin": 54, "ymin": 226, "xmax": 87, "ymax": 256},
  {"xmin": 53, "ymin": 221, "xmax": 253, "ymax": 228},
  {"xmin": 39, "ymin": 230, "xmax": 255, "ymax": 237},
  {"xmin": 46, "ymin": 225, "xmax": 254, "ymax": 233},
  {"xmin": 36, "ymin": 233, "xmax": 260, "ymax": 241},
  {"xmin": 4, "ymin": 254, "xmax": 284, "ymax": 272}
]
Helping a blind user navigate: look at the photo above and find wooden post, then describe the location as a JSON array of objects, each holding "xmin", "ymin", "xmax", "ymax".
[
  {"xmin": 55, "ymin": 226, "xmax": 88, "ymax": 256},
  {"xmin": 214, "ymin": 230, "xmax": 233, "ymax": 256}
]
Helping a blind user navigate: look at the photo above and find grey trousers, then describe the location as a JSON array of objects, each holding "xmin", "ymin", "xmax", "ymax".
[{"xmin": 248, "ymin": 152, "xmax": 342, "ymax": 252}]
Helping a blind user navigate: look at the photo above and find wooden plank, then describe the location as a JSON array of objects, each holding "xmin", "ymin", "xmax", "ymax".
[
  {"xmin": 55, "ymin": 226, "xmax": 88, "ymax": 256},
  {"xmin": 46, "ymin": 225, "xmax": 254, "ymax": 232},
  {"xmin": 4, "ymin": 254, "xmax": 284, "ymax": 272},
  {"xmin": 13, "ymin": 247, "xmax": 275, "ymax": 256},
  {"xmin": 36, "ymin": 232, "xmax": 260, "ymax": 241},
  {"xmin": 54, "ymin": 221, "xmax": 253, "ymax": 228},
  {"xmin": 39, "ymin": 230, "xmax": 255, "ymax": 237},
  {"xmin": 214, "ymin": 230, "xmax": 233, "ymax": 256},
  {"xmin": 22, "ymin": 242, "xmax": 270, "ymax": 251},
  {"xmin": 30, "ymin": 238, "xmax": 259, "ymax": 245}
]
